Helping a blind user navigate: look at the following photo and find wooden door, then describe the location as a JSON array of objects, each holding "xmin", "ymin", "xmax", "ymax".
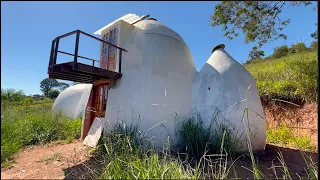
[
  {"xmin": 81, "ymin": 84, "xmax": 109, "ymax": 140},
  {"xmin": 101, "ymin": 27, "xmax": 118, "ymax": 72}
]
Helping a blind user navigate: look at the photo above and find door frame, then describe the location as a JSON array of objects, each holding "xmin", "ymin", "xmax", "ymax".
[{"xmin": 81, "ymin": 83, "xmax": 109, "ymax": 140}]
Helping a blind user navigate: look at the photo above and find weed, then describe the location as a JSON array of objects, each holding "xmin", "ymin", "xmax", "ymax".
[{"xmin": 1, "ymin": 98, "xmax": 82, "ymax": 163}]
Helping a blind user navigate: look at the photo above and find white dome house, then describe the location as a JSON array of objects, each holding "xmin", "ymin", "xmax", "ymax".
[{"xmin": 50, "ymin": 13, "xmax": 266, "ymax": 151}]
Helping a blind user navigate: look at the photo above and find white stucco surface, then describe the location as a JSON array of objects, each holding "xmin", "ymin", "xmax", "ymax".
[
  {"xmin": 192, "ymin": 47, "xmax": 266, "ymax": 151},
  {"xmin": 103, "ymin": 19, "xmax": 196, "ymax": 148},
  {"xmin": 52, "ymin": 84, "xmax": 92, "ymax": 119}
]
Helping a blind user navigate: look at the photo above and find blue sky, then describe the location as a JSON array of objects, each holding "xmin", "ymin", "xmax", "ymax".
[{"xmin": 1, "ymin": 2, "xmax": 317, "ymax": 95}]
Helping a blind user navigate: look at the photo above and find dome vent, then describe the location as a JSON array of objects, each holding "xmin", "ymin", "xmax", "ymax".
[
  {"xmin": 212, "ymin": 44, "xmax": 225, "ymax": 53},
  {"xmin": 147, "ymin": 18, "xmax": 157, "ymax": 21}
]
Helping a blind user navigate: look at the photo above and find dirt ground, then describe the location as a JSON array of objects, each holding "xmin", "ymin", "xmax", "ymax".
[
  {"xmin": 1, "ymin": 141, "xmax": 318, "ymax": 179},
  {"xmin": 1, "ymin": 140, "xmax": 93, "ymax": 179},
  {"xmin": 264, "ymin": 102, "xmax": 318, "ymax": 146}
]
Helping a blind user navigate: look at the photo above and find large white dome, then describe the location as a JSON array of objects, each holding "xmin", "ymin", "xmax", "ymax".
[{"xmin": 105, "ymin": 19, "xmax": 196, "ymax": 148}]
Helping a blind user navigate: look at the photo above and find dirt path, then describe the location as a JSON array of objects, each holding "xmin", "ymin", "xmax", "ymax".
[
  {"xmin": 2, "ymin": 140, "xmax": 318, "ymax": 179},
  {"xmin": 1, "ymin": 140, "xmax": 91, "ymax": 179}
]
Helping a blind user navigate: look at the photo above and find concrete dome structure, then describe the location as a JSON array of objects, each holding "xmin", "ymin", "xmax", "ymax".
[
  {"xmin": 105, "ymin": 19, "xmax": 196, "ymax": 147},
  {"xmin": 52, "ymin": 84, "xmax": 92, "ymax": 119},
  {"xmin": 192, "ymin": 45, "xmax": 266, "ymax": 151},
  {"xmin": 51, "ymin": 14, "xmax": 266, "ymax": 152}
]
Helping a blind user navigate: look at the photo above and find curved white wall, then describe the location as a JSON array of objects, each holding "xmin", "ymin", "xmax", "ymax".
[
  {"xmin": 104, "ymin": 20, "xmax": 196, "ymax": 148},
  {"xmin": 52, "ymin": 84, "xmax": 92, "ymax": 120},
  {"xmin": 192, "ymin": 47, "xmax": 266, "ymax": 151}
]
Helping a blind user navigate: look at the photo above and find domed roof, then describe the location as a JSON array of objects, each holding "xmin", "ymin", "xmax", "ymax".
[{"xmin": 134, "ymin": 20, "xmax": 185, "ymax": 43}]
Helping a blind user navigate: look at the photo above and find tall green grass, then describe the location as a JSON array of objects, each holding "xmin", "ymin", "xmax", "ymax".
[
  {"xmin": 245, "ymin": 50, "xmax": 318, "ymax": 103},
  {"xmin": 175, "ymin": 110, "xmax": 241, "ymax": 159},
  {"xmin": 1, "ymin": 99, "xmax": 82, "ymax": 164},
  {"xmin": 267, "ymin": 124, "xmax": 316, "ymax": 152}
]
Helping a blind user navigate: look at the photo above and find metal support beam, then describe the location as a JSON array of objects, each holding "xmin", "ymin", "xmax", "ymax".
[
  {"xmin": 53, "ymin": 38, "xmax": 60, "ymax": 65},
  {"xmin": 73, "ymin": 30, "xmax": 80, "ymax": 69}
]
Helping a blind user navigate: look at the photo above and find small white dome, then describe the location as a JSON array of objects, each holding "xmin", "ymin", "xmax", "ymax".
[{"xmin": 52, "ymin": 84, "xmax": 92, "ymax": 119}]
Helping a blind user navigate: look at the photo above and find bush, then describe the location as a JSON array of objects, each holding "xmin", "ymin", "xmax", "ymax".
[
  {"xmin": 272, "ymin": 45, "xmax": 289, "ymax": 59},
  {"xmin": 310, "ymin": 41, "xmax": 318, "ymax": 50},
  {"xmin": 289, "ymin": 42, "xmax": 308, "ymax": 54},
  {"xmin": 1, "ymin": 89, "xmax": 25, "ymax": 101},
  {"xmin": 48, "ymin": 89, "xmax": 60, "ymax": 99}
]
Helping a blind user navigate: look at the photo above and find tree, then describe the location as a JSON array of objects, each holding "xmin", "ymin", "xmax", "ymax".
[
  {"xmin": 1, "ymin": 88, "xmax": 25, "ymax": 101},
  {"xmin": 48, "ymin": 89, "xmax": 60, "ymax": 99},
  {"xmin": 40, "ymin": 78, "xmax": 60, "ymax": 96},
  {"xmin": 311, "ymin": 23, "xmax": 318, "ymax": 40},
  {"xmin": 58, "ymin": 82, "xmax": 70, "ymax": 91},
  {"xmin": 210, "ymin": 1, "xmax": 313, "ymax": 50},
  {"xmin": 248, "ymin": 47, "xmax": 265, "ymax": 60},
  {"xmin": 272, "ymin": 45, "xmax": 289, "ymax": 58},
  {"xmin": 289, "ymin": 42, "xmax": 308, "ymax": 54}
]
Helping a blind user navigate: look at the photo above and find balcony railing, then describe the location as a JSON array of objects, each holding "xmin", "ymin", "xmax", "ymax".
[{"xmin": 48, "ymin": 30, "xmax": 128, "ymax": 83}]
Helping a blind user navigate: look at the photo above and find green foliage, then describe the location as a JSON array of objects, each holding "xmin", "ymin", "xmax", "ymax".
[
  {"xmin": 48, "ymin": 89, "xmax": 60, "ymax": 99},
  {"xmin": 210, "ymin": 1, "xmax": 312, "ymax": 49},
  {"xmin": 58, "ymin": 82, "xmax": 70, "ymax": 91},
  {"xmin": 40, "ymin": 78, "xmax": 60, "ymax": 96},
  {"xmin": 248, "ymin": 47, "xmax": 265, "ymax": 60},
  {"xmin": 23, "ymin": 97, "xmax": 33, "ymax": 106},
  {"xmin": 310, "ymin": 23, "xmax": 318, "ymax": 40},
  {"xmin": 267, "ymin": 124, "xmax": 316, "ymax": 152},
  {"xmin": 289, "ymin": 42, "xmax": 308, "ymax": 54},
  {"xmin": 1, "ymin": 99, "xmax": 81, "ymax": 163},
  {"xmin": 1, "ymin": 88, "xmax": 25, "ymax": 101},
  {"xmin": 272, "ymin": 45, "xmax": 289, "ymax": 59},
  {"xmin": 310, "ymin": 41, "xmax": 318, "ymax": 50},
  {"xmin": 176, "ymin": 111, "xmax": 241, "ymax": 159},
  {"xmin": 96, "ymin": 122, "xmax": 199, "ymax": 179},
  {"xmin": 245, "ymin": 51, "xmax": 318, "ymax": 102}
]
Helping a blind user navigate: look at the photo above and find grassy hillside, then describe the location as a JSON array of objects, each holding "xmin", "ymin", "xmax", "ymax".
[
  {"xmin": 1, "ymin": 98, "xmax": 82, "ymax": 166},
  {"xmin": 244, "ymin": 50, "xmax": 318, "ymax": 103}
]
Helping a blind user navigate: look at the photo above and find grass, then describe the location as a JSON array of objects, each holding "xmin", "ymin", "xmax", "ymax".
[
  {"xmin": 267, "ymin": 124, "xmax": 316, "ymax": 152},
  {"xmin": 175, "ymin": 110, "xmax": 241, "ymax": 159},
  {"xmin": 244, "ymin": 50, "xmax": 318, "ymax": 103},
  {"xmin": 90, "ymin": 118, "xmax": 318, "ymax": 179},
  {"xmin": 1, "ymin": 98, "xmax": 82, "ymax": 164}
]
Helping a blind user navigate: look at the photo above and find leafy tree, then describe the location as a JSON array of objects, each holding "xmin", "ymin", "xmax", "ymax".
[
  {"xmin": 311, "ymin": 23, "xmax": 318, "ymax": 40},
  {"xmin": 58, "ymin": 82, "xmax": 70, "ymax": 91},
  {"xmin": 248, "ymin": 46, "xmax": 265, "ymax": 60},
  {"xmin": 210, "ymin": 1, "xmax": 313, "ymax": 50},
  {"xmin": 289, "ymin": 42, "xmax": 308, "ymax": 54},
  {"xmin": 272, "ymin": 45, "xmax": 289, "ymax": 58},
  {"xmin": 40, "ymin": 78, "xmax": 60, "ymax": 96},
  {"xmin": 48, "ymin": 89, "xmax": 60, "ymax": 99}
]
